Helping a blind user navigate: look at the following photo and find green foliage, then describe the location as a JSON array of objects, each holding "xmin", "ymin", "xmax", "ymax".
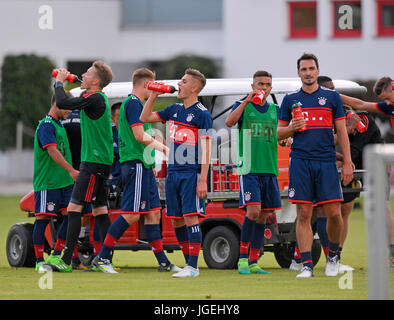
[
  {"xmin": 148, "ymin": 54, "xmax": 221, "ymax": 80},
  {"xmin": 0, "ymin": 54, "xmax": 55, "ymax": 149}
]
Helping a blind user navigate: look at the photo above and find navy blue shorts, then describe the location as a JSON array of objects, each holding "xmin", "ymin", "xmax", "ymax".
[
  {"xmin": 239, "ymin": 174, "xmax": 282, "ymax": 211},
  {"xmin": 165, "ymin": 171, "xmax": 206, "ymax": 219},
  {"xmin": 288, "ymin": 158, "xmax": 343, "ymax": 205},
  {"xmin": 121, "ymin": 160, "xmax": 161, "ymax": 214},
  {"xmin": 34, "ymin": 185, "xmax": 73, "ymax": 217}
]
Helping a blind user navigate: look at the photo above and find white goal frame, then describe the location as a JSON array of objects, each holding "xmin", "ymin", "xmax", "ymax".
[{"xmin": 364, "ymin": 144, "xmax": 393, "ymax": 300}]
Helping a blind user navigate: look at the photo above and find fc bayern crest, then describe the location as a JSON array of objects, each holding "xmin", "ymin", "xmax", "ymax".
[
  {"xmin": 288, "ymin": 188, "xmax": 295, "ymax": 198},
  {"xmin": 318, "ymin": 97, "xmax": 327, "ymax": 106},
  {"xmin": 47, "ymin": 202, "xmax": 55, "ymax": 212},
  {"xmin": 186, "ymin": 113, "xmax": 194, "ymax": 122},
  {"xmin": 244, "ymin": 192, "xmax": 252, "ymax": 201}
]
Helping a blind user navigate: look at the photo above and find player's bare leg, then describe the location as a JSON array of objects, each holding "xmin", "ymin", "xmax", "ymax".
[
  {"xmin": 295, "ymin": 203, "xmax": 314, "ymax": 278},
  {"xmin": 323, "ymin": 202, "xmax": 343, "ymax": 276}
]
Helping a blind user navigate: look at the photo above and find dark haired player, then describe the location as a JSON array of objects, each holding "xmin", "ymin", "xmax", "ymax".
[
  {"xmin": 33, "ymin": 95, "xmax": 78, "ymax": 271},
  {"xmin": 278, "ymin": 53, "xmax": 354, "ymax": 278},
  {"xmin": 225, "ymin": 70, "xmax": 282, "ymax": 275},
  {"xmin": 340, "ymin": 76, "xmax": 394, "ymax": 267}
]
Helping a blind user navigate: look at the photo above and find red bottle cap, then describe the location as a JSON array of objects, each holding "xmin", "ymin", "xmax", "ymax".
[{"xmin": 252, "ymin": 91, "xmax": 265, "ymax": 104}]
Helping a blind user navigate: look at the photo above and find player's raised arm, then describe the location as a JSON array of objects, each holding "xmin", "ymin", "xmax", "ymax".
[
  {"xmin": 131, "ymin": 125, "xmax": 169, "ymax": 157},
  {"xmin": 225, "ymin": 91, "xmax": 257, "ymax": 127},
  {"xmin": 340, "ymin": 94, "xmax": 379, "ymax": 113},
  {"xmin": 140, "ymin": 91, "xmax": 163, "ymax": 123}
]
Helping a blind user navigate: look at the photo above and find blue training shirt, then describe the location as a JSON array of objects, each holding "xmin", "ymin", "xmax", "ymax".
[
  {"xmin": 279, "ymin": 86, "xmax": 345, "ymax": 161},
  {"xmin": 156, "ymin": 102, "xmax": 213, "ymax": 172},
  {"xmin": 376, "ymin": 101, "xmax": 394, "ymax": 129}
]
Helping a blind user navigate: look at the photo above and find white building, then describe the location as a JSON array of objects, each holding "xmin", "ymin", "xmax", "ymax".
[
  {"xmin": 0, "ymin": 0, "xmax": 393, "ymax": 182},
  {"xmin": 224, "ymin": 0, "xmax": 394, "ymax": 80},
  {"xmin": 0, "ymin": 0, "xmax": 392, "ymax": 81}
]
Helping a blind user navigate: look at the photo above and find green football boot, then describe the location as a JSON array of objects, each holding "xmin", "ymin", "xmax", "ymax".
[
  {"xmin": 35, "ymin": 261, "xmax": 46, "ymax": 272},
  {"xmin": 249, "ymin": 263, "xmax": 270, "ymax": 274},
  {"xmin": 47, "ymin": 256, "xmax": 72, "ymax": 273},
  {"xmin": 47, "ymin": 254, "xmax": 61, "ymax": 265}
]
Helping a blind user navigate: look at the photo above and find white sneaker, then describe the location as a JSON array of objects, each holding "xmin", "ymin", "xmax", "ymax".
[
  {"xmin": 325, "ymin": 255, "xmax": 340, "ymax": 276},
  {"xmin": 289, "ymin": 259, "xmax": 303, "ymax": 271},
  {"xmin": 169, "ymin": 264, "xmax": 183, "ymax": 272},
  {"xmin": 172, "ymin": 265, "xmax": 199, "ymax": 278},
  {"xmin": 296, "ymin": 266, "xmax": 313, "ymax": 278},
  {"xmin": 338, "ymin": 263, "xmax": 354, "ymax": 272}
]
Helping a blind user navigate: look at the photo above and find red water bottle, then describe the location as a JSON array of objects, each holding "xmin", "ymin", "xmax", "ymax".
[
  {"xmin": 52, "ymin": 70, "xmax": 81, "ymax": 83},
  {"xmin": 292, "ymin": 105, "xmax": 306, "ymax": 132},
  {"xmin": 146, "ymin": 81, "xmax": 177, "ymax": 93},
  {"xmin": 346, "ymin": 111, "xmax": 367, "ymax": 133},
  {"xmin": 252, "ymin": 90, "xmax": 265, "ymax": 104}
]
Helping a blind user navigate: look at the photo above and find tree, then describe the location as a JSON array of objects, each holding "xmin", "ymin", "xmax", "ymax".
[{"xmin": 0, "ymin": 54, "xmax": 55, "ymax": 149}]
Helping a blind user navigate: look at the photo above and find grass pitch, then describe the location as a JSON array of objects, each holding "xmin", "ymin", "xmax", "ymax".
[{"xmin": 0, "ymin": 195, "xmax": 393, "ymax": 300}]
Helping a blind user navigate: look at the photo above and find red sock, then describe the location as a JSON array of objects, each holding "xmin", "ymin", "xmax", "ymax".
[
  {"xmin": 93, "ymin": 241, "xmax": 102, "ymax": 256},
  {"xmin": 240, "ymin": 241, "xmax": 250, "ymax": 259},
  {"xmin": 53, "ymin": 238, "xmax": 66, "ymax": 255},
  {"xmin": 294, "ymin": 245, "xmax": 301, "ymax": 263},
  {"xmin": 34, "ymin": 244, "xmax": 44, "ymax": 261},
  {"xmin": 179, "ymin": 240, "xmax": 190, "ymax": 263},
  {"xmin": 249, "ymin": 248, "xmax": 260, "ymax": 264}
]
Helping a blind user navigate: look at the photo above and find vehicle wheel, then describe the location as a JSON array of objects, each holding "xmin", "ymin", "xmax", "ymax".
[
  {"xmin": 6, "ymin": 223, "xmax": 35, "ymax": 268},
  {"xmin": 77, "ymin": 241, "xmax": 94, "ymax": 266},
  {"xmin": 312, "ymin": 238, "xmax": 322, "ymax": 266},
  {"xmin": 273, "ymin": 243, "xmax": 294, "ymax": 268},
  {"xmin": 274, "ymin": 239, "xmax": 322, "ymax": 268},
  {"xmin": 202, "ymin": 226, "xmax": 239, "ymax": 269}
]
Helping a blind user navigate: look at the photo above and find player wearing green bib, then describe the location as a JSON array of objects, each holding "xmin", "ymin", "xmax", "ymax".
[
  {"xmin": 47, "ymin": 61, "xmax": 114, "ymax": 272},
  {"xmin": 33, "ymin": 94, "xmax": 79, "ymax": 271},
  {"xmin": 93, "ymin": 68, "xmax": 181, "ymax": 274},
  {"xmin": 226, "ymin": 70, "xmax": 284, "ymax": 275}
]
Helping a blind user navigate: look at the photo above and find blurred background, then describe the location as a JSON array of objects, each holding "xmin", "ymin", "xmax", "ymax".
[{"xmin": 0, "ymin": 0, "xmax": 393, "ymax": 186}]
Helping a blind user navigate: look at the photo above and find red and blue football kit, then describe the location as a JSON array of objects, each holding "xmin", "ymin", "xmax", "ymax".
[
  {"xmin": 279, "ymin": 86, "xmax": 345, "ymax": 205},
  {"xmin": 376, "ymin": 101, "xmax": 394, "ymax": 129},
  {"xmin": 156, "ymin": 101, "xmax": 213, "ymax": 271}
]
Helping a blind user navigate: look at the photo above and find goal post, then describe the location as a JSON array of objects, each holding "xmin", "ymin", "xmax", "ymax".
[{"xmin": 364, "ymin": 144, "xmax": 393, "ymax": 300}]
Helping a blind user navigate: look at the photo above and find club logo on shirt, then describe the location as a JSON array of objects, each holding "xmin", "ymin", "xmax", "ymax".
[
  {"xmin": 186, "ymin": 113, "xmax": 195, "ymax": 122},
  {"xmin": 140, "ymin": 201, "xmax": 146, "ymax": 210},
  {"xmin": 288, "ymin": 188, "xmax": 295, "ymax": 198},
  {"xmin": 244, "ymin": 192, "xmax": 252, "ymax": 201},
  {"xmin": 318, "ymin": 97, "xmax": 327, "ymax": 106},
  {"xmin": 47, "ymin": 202, "xmax": 55, "ymax": 212}
]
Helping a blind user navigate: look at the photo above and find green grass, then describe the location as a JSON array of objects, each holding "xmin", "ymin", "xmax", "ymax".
[{"xmin": 0, "ymin": 195, "xmax": 393, "ymax": 300}]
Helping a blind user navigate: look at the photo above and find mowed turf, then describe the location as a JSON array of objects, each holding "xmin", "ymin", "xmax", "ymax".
[{"xmin": 0, "ymin": 195, "xmax": 393, "ymax": 300}]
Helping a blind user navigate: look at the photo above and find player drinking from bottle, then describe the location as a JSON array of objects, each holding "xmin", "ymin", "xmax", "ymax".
[
  {"xmin": 47, "ymin": 61, "xmax": 114, "ymax": 272},
  {"xmin": 225, "ymin": 70, "xmax": 282, "ymax": 275},
  {"xmin": 140, "ymin": 69, "xmax": 212, "ymax": 278}
]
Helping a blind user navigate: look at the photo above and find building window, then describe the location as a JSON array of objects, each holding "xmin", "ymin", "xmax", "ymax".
[
  {"xmin": 332, "ymin": 1, "xmax": 361, "ymax": 37},
  {"xmin": 121, "ymin": 0, "xmax": 222, "ymax": 28},
  {"xmin": 288, "ymin": 1, "xmax": 317, "ymax": 38},
  {"xmin": 377, "ymin": 0, "xmax": 394, "ymax": 36}
]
